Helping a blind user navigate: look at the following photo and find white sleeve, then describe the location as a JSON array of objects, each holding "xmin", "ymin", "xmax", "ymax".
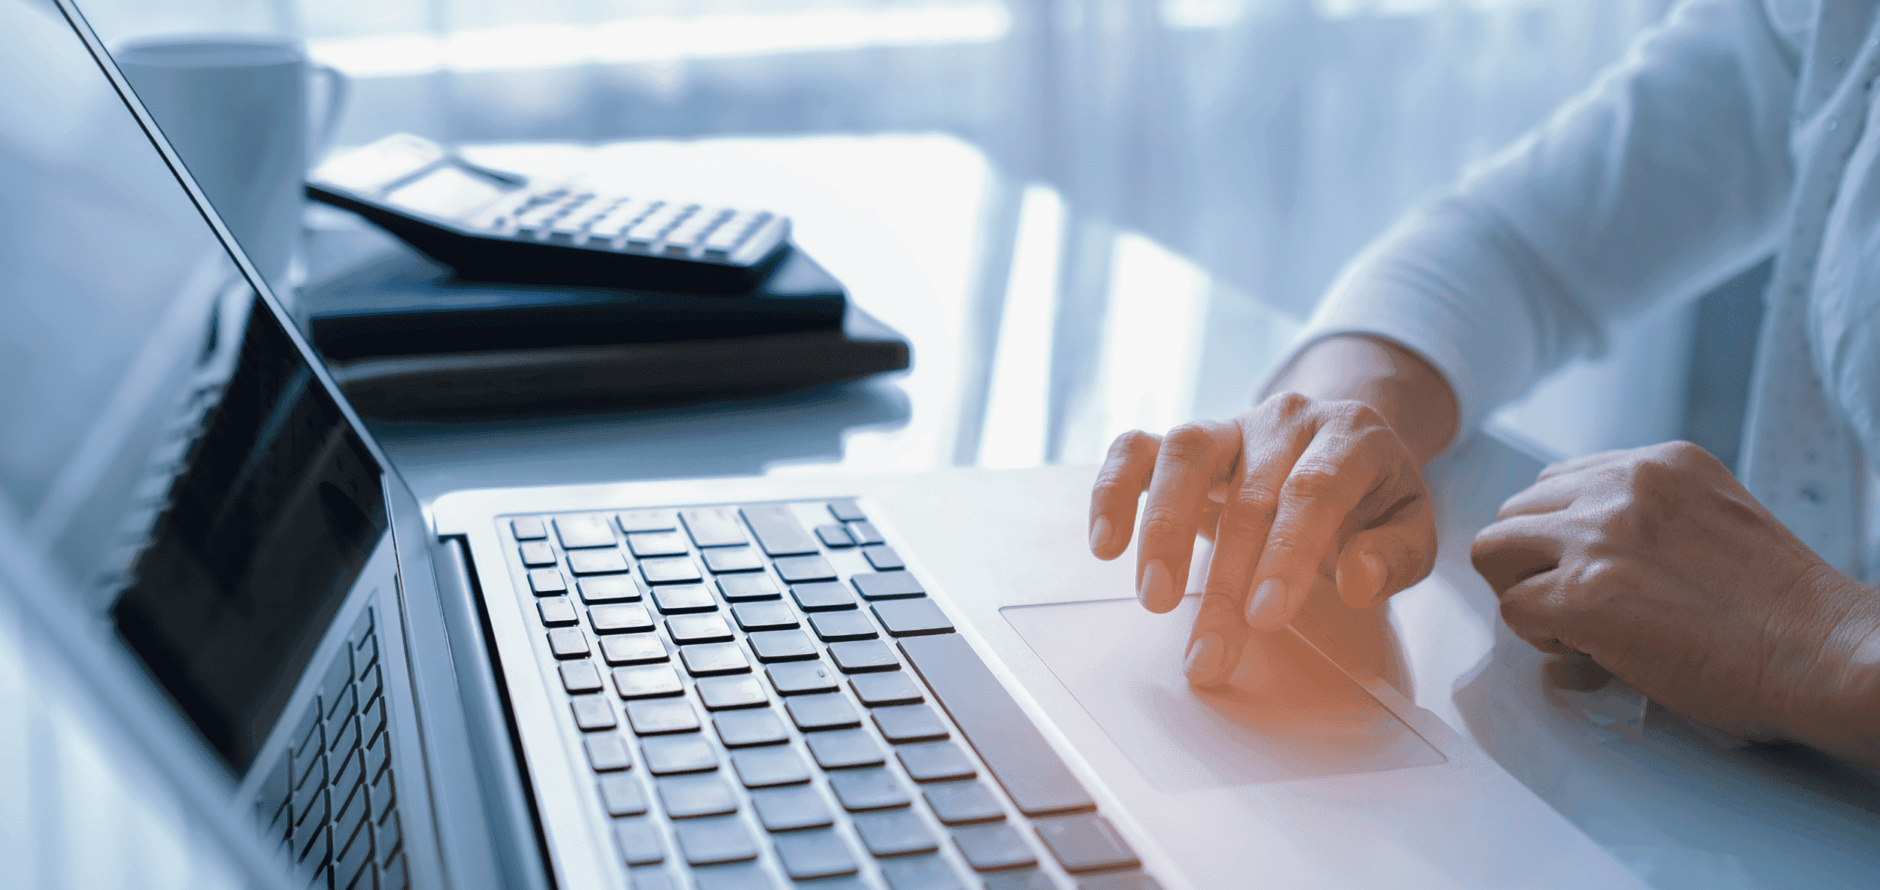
[{"xmin": 1288, "ymin": 0, "xmax": 1801, "ymax": 436}]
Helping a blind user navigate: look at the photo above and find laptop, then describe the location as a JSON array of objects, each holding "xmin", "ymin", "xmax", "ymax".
[{"xmin": 0, "ymin": 1, "xmax": 1646, "ymax": 888}]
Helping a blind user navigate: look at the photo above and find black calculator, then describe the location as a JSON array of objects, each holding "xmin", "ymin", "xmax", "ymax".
[{"xmin": 308, "ymin": 133, "xmax": 793, "ymax": 295}]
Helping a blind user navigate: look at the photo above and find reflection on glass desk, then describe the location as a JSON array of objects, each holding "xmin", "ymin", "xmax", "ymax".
[{"xmin": 300, "ymin": 134, "xmax": 1302, "ymax": 505}]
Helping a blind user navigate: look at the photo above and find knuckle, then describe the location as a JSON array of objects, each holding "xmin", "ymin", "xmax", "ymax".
[
  {"xmin": 1136, "ymin": 504, "xmax": 1190, "ymax": 542},
  {"xmin": 1281, "ymin": 463, "xmax": 1342, "ymax": 502},
  {"xmin": 1262, "ymin": 390, "xmax": 1313, "ymax": 418},
  {"xmin": 1160, "ymin": 422, "xmax": 1217, "ymax": 460}
]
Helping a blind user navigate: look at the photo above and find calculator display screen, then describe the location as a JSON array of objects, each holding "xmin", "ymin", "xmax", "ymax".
[{"xmin": 381, "ymin": 163, "xmax": 515, "ymax": 220}]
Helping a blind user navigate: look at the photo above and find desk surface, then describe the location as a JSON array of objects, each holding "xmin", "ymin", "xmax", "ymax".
[{"xmin": 310, "ymin": 136, "xmax": 1880, "ymax": 889}]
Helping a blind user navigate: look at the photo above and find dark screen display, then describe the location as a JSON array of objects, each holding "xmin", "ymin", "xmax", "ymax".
[
  {"xmin": 0, "ymin": 0, "xmax": 387, "ymax": 777},
  {"xmin": 113, "ymin": 303, "xmax": 387, "ymax": 774}
]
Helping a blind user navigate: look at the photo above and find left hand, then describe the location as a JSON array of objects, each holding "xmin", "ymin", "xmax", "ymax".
[{"xmin": 1469, "ymin": 440, "xmax": 1877, "ymax": 743}]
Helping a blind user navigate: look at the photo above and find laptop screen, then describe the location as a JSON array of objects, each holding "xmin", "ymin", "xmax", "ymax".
[{"xmin": 0, "ymin": 0, "xmax": 387, "ymax": 775}]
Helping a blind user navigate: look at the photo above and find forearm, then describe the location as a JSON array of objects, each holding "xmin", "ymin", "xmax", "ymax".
[{"xmin": 1262, "ymin": 334, "xmax": 1460, "ymax": 466}]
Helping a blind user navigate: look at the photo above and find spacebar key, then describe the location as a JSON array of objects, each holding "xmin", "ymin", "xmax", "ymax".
[{"xmin": 900, "ymin": 634, "xmax": 1096, "ymax": 817}]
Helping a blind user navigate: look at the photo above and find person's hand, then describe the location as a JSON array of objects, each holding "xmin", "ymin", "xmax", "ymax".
[
  {"xmin": 1470, "ymin": 441, "xmax": 1880, "ymax": 747},
  {"xmin": 1088, "ymin": 393, "xmax": 1440, "ymax": 686}
]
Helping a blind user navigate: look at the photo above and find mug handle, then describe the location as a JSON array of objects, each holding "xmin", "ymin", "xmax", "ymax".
[{"xmin": 309, "ymin": 63, "xmax": 351, "ymax": 160}]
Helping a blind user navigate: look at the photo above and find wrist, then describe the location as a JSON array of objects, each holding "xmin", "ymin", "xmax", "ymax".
[
  {"xmin": 1264, "ymin": 335, "xmax": 1459, "ymax": 465},
  {"xmin": 1769, "ymin": 565, "xmax": 1880, "ymax": 766}
]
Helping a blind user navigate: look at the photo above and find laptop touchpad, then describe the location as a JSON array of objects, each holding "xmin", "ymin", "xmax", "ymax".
[{"xmin": 1004, "ymin": 596, "xmax": 1444, "ymax": 792}]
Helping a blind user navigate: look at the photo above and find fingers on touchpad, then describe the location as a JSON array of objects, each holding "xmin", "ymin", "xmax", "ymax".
[{"xmin": 1003, "ymin": 597, "xmax": 1444, "ymax": 792}]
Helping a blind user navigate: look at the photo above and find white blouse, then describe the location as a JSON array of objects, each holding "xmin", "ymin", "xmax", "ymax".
[{"xmin": 1296, "ymin": 0, "xmax": 1880, "ymax": 579}]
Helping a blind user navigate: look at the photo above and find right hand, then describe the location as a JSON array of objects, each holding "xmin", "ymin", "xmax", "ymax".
[{"xmin": 1087, "ymin": 392, "xmax": 1440, "ymax": 686}]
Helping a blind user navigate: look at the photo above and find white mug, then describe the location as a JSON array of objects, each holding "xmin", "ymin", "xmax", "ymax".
[{"xmin": 115, "ymin": 36, "xmax": 348, "ymax": 297}]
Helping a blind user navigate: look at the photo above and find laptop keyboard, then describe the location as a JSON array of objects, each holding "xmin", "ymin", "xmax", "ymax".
[
  {"xmin": 508, "ymin": 501, "xmax": 1161, "ymax": 890},
  {"xmin": 254, "ymin": 607, "xmax": 410, "ymax": 890}
]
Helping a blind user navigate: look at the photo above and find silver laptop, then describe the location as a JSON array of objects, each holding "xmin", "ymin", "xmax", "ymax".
[{"xmin": 0, "ymin": 1, "xmax": 1645, "ymax": 888}]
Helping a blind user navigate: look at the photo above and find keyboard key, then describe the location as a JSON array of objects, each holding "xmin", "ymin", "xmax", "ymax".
[
  {"xmin": 874, "ymin": 599, "xmax": 953, "ymax": 638},
  {"xmin": 294, "ymin": 785, "xmax": 329, "ymax": 833},
  {"xmin": 901, "ymin": 635, "xmax": 1096, "ymax": 817},
  {"xmin": 953, "ymin": 824, "xmax": 1038, "ymax": 871},
  {"xmin": 681, "ymin": 508, "xmax": 748, "ymax": 548},
  {"xmin": 537, "ymin": 598, "xmax": 579, "ymax": 626},
  {"xmin": 808, "ymin": 611, "xmax": 877, "ymax": 643},
  {"xmin": 806, "ymin": 729, "xmax": 886, "ymax": 770},
  {"xmin": 658, "ymin": 774, "xmax": 739, "ymax": 818},
  {"xmin": 923, "ymin": 782, "xmax": 1004, "ymax": 825},
  {"xmin": 702, "ymin": 547, "xmax": 764, "ymax": 574},
  {"xmin": 748, "ymin": 630, "xmax": 818, "ymax": 663},
  {"xmin": 717, "ymin": 573, "xmax": 783, "ymax": 602},
  {"xmin": 617, "ymin": 510, "xmax": 677, "ymax": 533},
  {"xmin": 548, "ymin": 627, "xmax": 590, "ymax": 658},
  {"xmin": 691, "ymin": 862, "xmax": 775, "ymax": 890},
  {"xmin": 375, "ymin": 812, "xmax": 404, "ymax": 863},
  {"xmin": 674, "ymin": 816, "xmax": 759, "ymax": 865},
  {"xmin": 568, "ymin": 549, "xmax": 630, "ymax": 575},
  {"xmin": 1033, "ymin": 815, "xmax": 1140, "ymax": 874},
  {"xmin": 601, "ymin": 634, "xmax": 669, "ymax": 665},
  {"xmin": 579, "ymin": 574, "xmax": 644, "ymax": 603},
  {"xmin": 560, "ymin": 660, "xmax": 605, "ymax": 694},
  {"xmin": 519, "ymin": 541, "xmax": 557, "ymax": 566},
  {"xmin": 328, "ymin": 714, "xmax": 361, "ymax": 759},
  {"xmin": 361, "ymin": 697, "xmax": 387, "ymax": 745},
  {"xmin": 740, "ymin": 504, "xmax": 819, "ymax": 556},
  {"xmin": 681, "ymin": 643, "xmax": 752, "ymax": 677},
  {"xmin": 585, "ymin": 734, "xmax": 634, "ymax": 772},
  {"xmin": 767, "ymin": 662, "xmax": 839, "ymax": 696},
  {"xmin": 641, "ymin": 736, "xmax": 720, "ymax": 775},
  {"xmin": 829, "ymin": 640, "xmax": 899, "ymax": 673},
  {"xmin": 788, "ymin": 693, "xmax": 862, "ymax": 731},
  {"xmin": 851, "ymin": 672, "xmax": 923, "ymax": 706},
  {"xmin": 714, "ymin": 710, "xmax": 790, "ymax": 748},
  {"xmin": 590, "ymin": 603, "xmax": 655, "ymax": 635},
  {"xmin": 815, "ymin": 524, "xmax": 856, "ymax": 548},
  {"xmin": 852, "ymin": 573, "xmax": 925, "ymax": 600},
  {"xmin": 614, "ymin": 818, "xmax": 666, "ymax": 865},
  {"xmin": 879, "ymin": 855, "xmax": 965, "ymax": 890},
  {"xmin": 775, "ymin": 829, "xmax": 860, "ymax": 879},
  {"xmin": 696, "ymin": 675, "xmax": 767, "ymax": 709},
  {"xmin": 731, "ymin": 747, "xmax": 813, "ymax": 788},
  {"xmin": 731, "ymin": 601, "xmax": 798, "ymax": 632},
  {"xmin": 326, "ymin": 685, "xmax": 358, "ymax": 724},
  {"xmin": 985, "ymin": 865, "xmax": 1060, "ymax": 888},
  {"xmin": 668, "ymin": 614, "xmax": 735, "ymax": 645},
  {"xmin": 613, "ymin": 665, "xmax": 684, "ymax": 699},
  {"xmin": 335, "ymin": 789, "xmax": 370, "ymax": 858},
  {"xmin": 528, "ymin": 568, "xmax": 568, "ymax": 595},
  {"xmin": 512, "ymin": 517, "xmax": 548, "ymax": 540},
  {"xmin": 627, "ymin": 698, "xmax": 702, "ymax": 735},
  {"xmin": 599, "ymin": 773, "xmax": 649, "ymax": 816},
  {"xmin": 790, "ymin": 581, "xmax": 856, "ymax": 612},
  {"xmin": 897, "ymin": 742, "xmax": 977, "ymax": 783},
  {"xmin": 369, "ymin": 768, "xmax": 396, "ymax": 823},
  {"xmin": 381, "ymin": 852, "xmax": 411, "ymax": 890},
  {"xmin": 854, "ymin": 810, "xmax": 940, "ymax": 857},
  {"xmin": 1075, "ymin": 874, "xmax": 1162, "ymax": 890},
  {"xmin": 750, "ymin": 786, "xmax": 835, "ymax": 832},
  {"xmin": 651, "ymin": 584, "xmax": 718, "ymax": 614},
  {"xmin": 571, "ymin": 696, "xmax": 618, "ymax": 731},
  {"xmin": 863, "ymin": 545, "xmax": 905, "ymax": 571},
  {"xmin": 874, "ymin": 705, "xmax": 949, "ymax": 743},
  {"xmin": 355, "ymin": 634, "xmax": 381, "ymax": 679},
  {"xmin": 828, "ymin": 499, "xmax": 867, "ymax": 522},
  {"xmin": 847, "ymin": 521, "xmax": 886, "ymax": 546},
  {"xmin": 774, "ymin": 555, "xmax": 838, "ymax": 583},
  {"xmin": 365, "ymin": 731, "xmax": 391, "ymax": 782},
  {"xmin": 828, "ymin": 768, "xmax": 911, "ymax": 811},
  {"xmin": 628, "ymin": 532, "xmax": 690, "ymax": 558},
  {"xmin": 296, "ymin": 821, "xmax": 331, "ymax": 866},
  {"xmin": 640, "ymin": 556, "xmax": 703, "ymax": 584},
  {"xmin": 556, "ymin": 515, "xmax": 616, "ymax": 549}
]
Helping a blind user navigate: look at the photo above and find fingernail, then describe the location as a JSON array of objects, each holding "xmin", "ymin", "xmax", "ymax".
[
  {"xmin": 1245, "ymin": 578, "xmax": 1287, "ymax": 627},
  {"xmin": 1362, "ymin": 551, "xmax": 1387, "ymax": 600},
  {"xmin": 1138, "ymin": 560, "xmax": 1170, "ymax": 608},
  {"xmin": 1185, "ymin": 633, "xmax": 1225, "ymax": 681},
  {"xmin": 1089, "ymin": 516, "xmax": 1112, "ymax": 552}
]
